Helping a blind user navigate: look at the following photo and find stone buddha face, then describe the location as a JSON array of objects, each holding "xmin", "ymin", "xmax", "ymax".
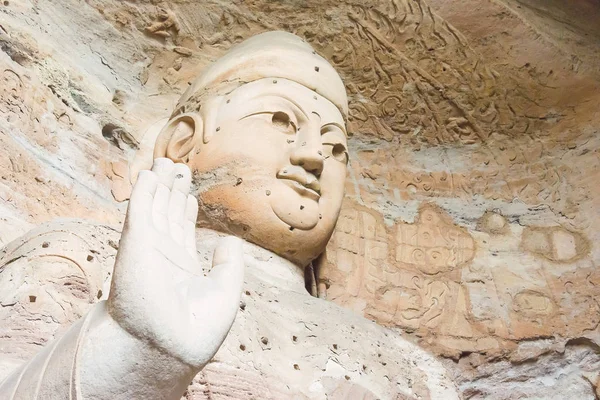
[{"xmin": 154, "ymin": 32, "xmax": 348, "ymax": 266}]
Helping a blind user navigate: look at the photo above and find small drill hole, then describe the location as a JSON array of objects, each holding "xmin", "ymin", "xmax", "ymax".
[
  {"xmin": 294, "ymin": 364, "xmax": 300, "ymax": 370},
  {"xmin": 239, "ymin": 344, "xmax": 246, "ymax": 351}
]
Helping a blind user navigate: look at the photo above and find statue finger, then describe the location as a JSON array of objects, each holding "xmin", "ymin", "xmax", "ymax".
[
  {"xmin": 128, "ymin": 170, "xmax": 158, "ymax": 218},
  {"xmin": 152, "ymin": 184, "xmax": 170, "ymax": 233},
  {"xmin": 168, "ymin": 189, "xmax": 187, "ymax": 242},
  {"xmin": 184, "ymin": 195, "xmax": 199, "ymax": 259},
  {"xmin": 209, "ymin": 237, "xmax": 245, "ymax": 300},
  {"xmin": 184, "ymin": 220, "xmax": 198, "ymax": 261},
  {"xmin": 151, "ymin": 157, "xmax": 176, "ymax": 189},
  {"xmin": 172, "ymin": 163, "xmax": 192, "ymax": 195},
  {"xmin": 185, "ymin": 194, "xmax": 198, "ymax": 224}
]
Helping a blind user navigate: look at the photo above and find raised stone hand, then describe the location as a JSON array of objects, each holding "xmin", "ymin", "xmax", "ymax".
[{"xmin": 107, "ymin": 158, "xmax": 245, "ymax": 368}]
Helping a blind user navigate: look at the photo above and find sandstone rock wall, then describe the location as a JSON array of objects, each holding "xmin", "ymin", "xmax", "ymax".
[{"xmin": 1, "ymin": 0, "xmax": 599, "ymax": 398}]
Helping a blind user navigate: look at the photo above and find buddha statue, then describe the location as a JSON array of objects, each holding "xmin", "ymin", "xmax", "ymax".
[{"xmin": 0, "ymin": 31, "xmax": 458, "ymax": 399}]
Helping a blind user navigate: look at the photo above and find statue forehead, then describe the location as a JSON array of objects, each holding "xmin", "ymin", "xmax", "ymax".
[{"xmin": 176, "ymin": 31, "xmax": 348, "ymax": 119}]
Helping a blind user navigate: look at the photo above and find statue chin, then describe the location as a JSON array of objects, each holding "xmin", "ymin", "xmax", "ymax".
[
  {"xmin": 195, "ymin": 179, "xmax": 332, "ymax": 267},
  {"xmin": 270, "ymin": 184, "xmax": 320, "ymax": 230}
]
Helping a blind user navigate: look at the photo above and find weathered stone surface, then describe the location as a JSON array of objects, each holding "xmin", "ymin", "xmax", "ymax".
[{"xmin": 1, "ymin": 0, "xmax": 599, "ymax": 398}]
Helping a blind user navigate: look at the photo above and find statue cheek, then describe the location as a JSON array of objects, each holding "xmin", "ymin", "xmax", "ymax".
[
  {"xmin": 269, "ymin": 184, "xmax": 320, "ymax": 230},
  {"xmin": 319, "ymin": 163, "xmax": 346, "ymax": 202}
]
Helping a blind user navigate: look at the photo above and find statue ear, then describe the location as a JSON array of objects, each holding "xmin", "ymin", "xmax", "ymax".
[{"xmin": 153, "ymin": 113, "xmax": 203, "ymax": 163}]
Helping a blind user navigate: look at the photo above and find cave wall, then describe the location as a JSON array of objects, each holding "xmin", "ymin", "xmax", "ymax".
[{"xmin": 1, "ymin": 0, "xmax": 599, "ymax": 398}]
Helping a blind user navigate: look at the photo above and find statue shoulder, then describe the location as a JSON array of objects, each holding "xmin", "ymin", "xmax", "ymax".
[{"xmin": 0, "ymin": 219, "xmax": 119, "ymax": 377}]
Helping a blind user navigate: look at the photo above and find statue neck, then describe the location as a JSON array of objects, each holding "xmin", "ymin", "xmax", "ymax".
[{"xmin": 195, "ymin": 228, "xmax": 307, "ymax": 294}]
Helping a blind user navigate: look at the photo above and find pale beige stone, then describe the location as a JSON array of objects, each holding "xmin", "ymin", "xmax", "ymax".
[{"xmin": 1, "ymin": 0, "xmax": 599, "ymax": 398}]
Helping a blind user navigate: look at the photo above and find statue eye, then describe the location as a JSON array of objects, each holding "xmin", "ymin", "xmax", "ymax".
[
  {"xmin": 323, "ymin": 143, "xmax": 348, "ymax": 164},
  {"xmin": 321, "ymin": 125, "xmax": 348, "ymax": 164},
  {"xmin": 331, "ymin": 143, "xmax": 347, "ymax": 163},
  {"xmin": 271, "ymin": 111, "xmax": 297, "ymax": 134},
  {"xmin": 322, "ymin": 139, "xmax": 348, "ymax": 164}
]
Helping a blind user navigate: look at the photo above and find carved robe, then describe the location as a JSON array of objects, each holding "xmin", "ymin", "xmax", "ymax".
[{"xmin": 0, "ymin": 221, "xmax": 458, "ymax": 399}]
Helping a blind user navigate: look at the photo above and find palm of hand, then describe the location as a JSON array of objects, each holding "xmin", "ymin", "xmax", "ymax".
[{"xmin": 108, "ymin": 158, "xmax": 244, "ymax": 368}]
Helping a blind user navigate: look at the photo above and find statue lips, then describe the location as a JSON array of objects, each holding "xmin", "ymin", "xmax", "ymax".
[{"xmin": 276, "ymin": 166, "xmax": 321, "ymax": 202}]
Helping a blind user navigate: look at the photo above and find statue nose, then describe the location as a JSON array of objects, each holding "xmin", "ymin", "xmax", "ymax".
[{"xmin": 290, "ymin": 143, "xmax": 324, "ymax": 176}]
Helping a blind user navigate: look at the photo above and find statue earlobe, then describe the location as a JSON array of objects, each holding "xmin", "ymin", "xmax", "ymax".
[{"xmin": 153, "ymin": 113, "xmax": 203, "ymax": 163}]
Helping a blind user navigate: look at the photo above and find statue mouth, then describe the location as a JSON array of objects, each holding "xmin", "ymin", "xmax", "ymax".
[
  {"xmin": 281, "ymin": 179, "xmax": 321, "ymax": 201},
  {"xmin": 276, "ymin": 167, "xmax": 321, "ymax": 201}
]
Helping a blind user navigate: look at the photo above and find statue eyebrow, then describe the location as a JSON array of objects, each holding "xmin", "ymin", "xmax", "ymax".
[
  {"xmin": 266, "ymin": 93, "xmax": 307, "ymax": 120},
  {"xmin": 321, "ymin": 122, "xmax": 348, "ymax": 137},
  {"xmin": 251, "ymin": 93, "xmax": 307, "ymax": 121}
]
